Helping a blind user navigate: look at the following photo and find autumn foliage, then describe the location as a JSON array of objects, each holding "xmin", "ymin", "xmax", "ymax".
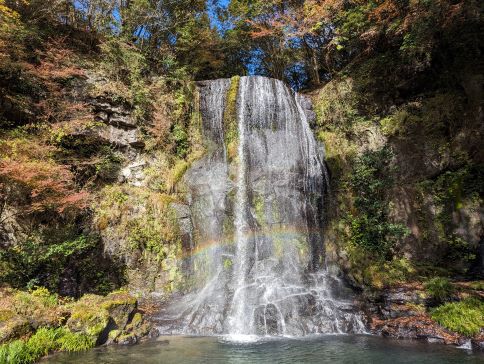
[{"xmin": 0, "ymin": 138, "xmax": 90, "ymax": 216}]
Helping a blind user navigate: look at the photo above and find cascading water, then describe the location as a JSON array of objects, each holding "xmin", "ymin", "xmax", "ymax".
[
  {"xmin": 227, "ymin": 78, "xmax": 251, "ymax": 335},
  {"xmin": 156, "ymin": 76, "xmax": 366, "ymax": 337}
]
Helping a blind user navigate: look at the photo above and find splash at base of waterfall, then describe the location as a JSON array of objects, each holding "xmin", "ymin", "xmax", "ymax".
[{"xmin": 154, "ymin": 76, "xmax": 367, "ymax": 337}]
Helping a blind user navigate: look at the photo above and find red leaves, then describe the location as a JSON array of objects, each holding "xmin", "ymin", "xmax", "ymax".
[{"xmin": 0, "ymin": 141, "xmax": 90, "ymax": 216}]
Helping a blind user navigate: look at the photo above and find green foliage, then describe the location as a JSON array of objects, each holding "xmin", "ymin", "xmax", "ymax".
[
  {"xmin": 418, "ymin": 165, "xmax": 482, "ymax": 271},
  {"xmin": 431, "ymin": 298, "xmax": 484, "ymax": 337},
  {"xmin": 29, "ymin": 286, "xmax": 59, "ymax": 307},
  {"xmin": 97, "ymin": 37, "xmax": 150, "ymax": 120},
  {"xmin": 95, "ymin": 146, "xmax": 123, "ymax": 181},
  {"xmin": 26, "ymin": 327, "xmax": 63, "ymax": 358},
  {"xmin": 346, "ymin": 147, "xmax": 409, "ymax": 256},
  {"xmin": 424, "ymin": 277, "xmax": 455, "ymax": 303},
  {"xmin": 347, "ymin": 249, "xmax": 416, "ymax": 289},
  {"xmin": 0, "ymin": 340, "xmax": 34, "ymax": 364},
  {"xmin": 0, "ymin": 232, "xmax": 97, "ymax": 290},
  {"xmin": 172, "ymin": 123, "xmax": 189, "ymax": 159}
]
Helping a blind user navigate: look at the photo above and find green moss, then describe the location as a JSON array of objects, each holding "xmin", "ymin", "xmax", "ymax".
[
  {"xmin": 314, "ymin": 77, "xmax": 364, "ymax": 132},
  {"xmin": 126, "ymin": 204, "xmax": 181, "ymax": 262},
  {"xmin": 130, "ymin": 313, "xmax": 143, "ymax": 328},
  {"xmin": 224, "ymin": 76, "xmax": 240, "ymax": 161},
  {"xmin": 348, "ymin": 252, "xmax": 416, "ymax": 289},
  {"xmin": 68, "ymin": 295, "xmax": 110, "ymax": 337},
  {"xmin": 108, "ymin": 329, "xmax": 120, "ymax": 340},
  {"xmin": 103, "ymin": 291, "xmax": 137, "ymax": 308},
  {"xmin": 253, "ymin": 195, "xmax": 265, "ymax": 226},
  {"xmin": 223, "ymin": 258, "xmax": 233, "ymax": 270},
  {"xmin": 431, "ymin": 298, "xmax": 484, "ymax": 337},
  {"xmin": 167, "ymin": 159, "xmax": 190, "ymax": 192}
]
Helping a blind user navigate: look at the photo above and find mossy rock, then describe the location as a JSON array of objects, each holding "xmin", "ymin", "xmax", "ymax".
[
  {"xmin": 127, "ymin": 313, "xmax": 143, "ymax": 330},
  {"xmin": 0, "ymin": 316, "xmax": 32, "ymax": 344},
  {"xmin": 115, "ymin": 332, "xmax": 138, "ymax": 346},
  {"xmin": 101, "ymin": 292, "xmax": 137, "ymax": 330},
  {"xmin": 66, "ymin": 295, "xmax": 110, "ymax": 341},
  {"xmin": 66, "ymin": 292, "xmax": 138, "ymax": 345}
]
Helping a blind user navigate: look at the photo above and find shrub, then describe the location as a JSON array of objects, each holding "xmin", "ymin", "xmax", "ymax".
[
  {"xmin": 431, "ymin": 298, "xmax": 484, "ymax": 337},
  {"xmin": 29, "ymin": 286, "xmax": 59, "ymax": 307},
  {"xmin": 172, "ymin": 123, "xmax": 189, "ymax": 159},
  {"xmin": 0, "ymin": 233, "xmax": 98, "ymax": 290},
  {"xmin": 424, "ymin": 277, "xmax": 455, "ymax": 303},
  {"xmin": 0, "ymin": 137, "xmax": 89, "ymax": 216}
]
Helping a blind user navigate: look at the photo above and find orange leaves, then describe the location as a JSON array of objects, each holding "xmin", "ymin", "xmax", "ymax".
[
  {"xmin": 0, "ymin": 139, "xmax": 90, "ymax": 216},
  {"xmin": 368, "ymin": 0, "xmax": 401, "ymax": 25},
  {"xmin": 246, "ymin": 0, "xmax": 345, "ymax": 41}
]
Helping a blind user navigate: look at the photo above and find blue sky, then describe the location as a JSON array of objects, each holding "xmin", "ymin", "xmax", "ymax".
[{"xmin": 207, "ymin": 0, "xmax": 231, "ymax": 30}]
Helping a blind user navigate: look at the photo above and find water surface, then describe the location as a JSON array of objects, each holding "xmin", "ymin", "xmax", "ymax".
[{"xmin": 44, "ymin": 335, "xmax": 483, "ymax": 364}]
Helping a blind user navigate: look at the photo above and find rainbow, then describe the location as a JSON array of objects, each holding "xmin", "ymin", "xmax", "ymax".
[{"xmin": 177, "ymin": 225, "xmax": 324, "ymax": 261}]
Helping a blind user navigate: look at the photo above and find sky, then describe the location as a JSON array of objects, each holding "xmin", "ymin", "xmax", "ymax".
[{"xmin": 207, "ymin": 0, "xmax": 231, "ymax": 31}]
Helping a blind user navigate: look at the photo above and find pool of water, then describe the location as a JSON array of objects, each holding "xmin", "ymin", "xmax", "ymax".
[{"xmin": 44, "ymin": 335, "xmax": 483, "ymax": 364}]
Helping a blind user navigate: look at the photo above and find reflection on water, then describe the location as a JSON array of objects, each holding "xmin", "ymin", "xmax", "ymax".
[{"xmin": 44, "ymin": 335, "xmax": 483, "ymax": 364}]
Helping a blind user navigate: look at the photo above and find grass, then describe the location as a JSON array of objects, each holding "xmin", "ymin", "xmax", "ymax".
[
  {"xmin": 57, "ymin": 330, "xmax": 95, "ymax": 352},
  {"xmin": 431, "ymin": 297, "xmax": 484, "ymax": 337},
  {"xmin": 0, "ymin": 327, "xmax": 94, "ymax": 364},
  {"xmin": 26, "ymin": 327, "xmax": 63, "ymax": 357}
]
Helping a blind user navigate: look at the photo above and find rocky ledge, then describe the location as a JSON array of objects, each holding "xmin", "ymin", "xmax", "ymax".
[
  {"xmin": 0, "ymin": 287, "xmax": 159, "ymax": 362},
  {"xmin": 365, "ymin": 284, "xmax": 484, "ymax": 350}
]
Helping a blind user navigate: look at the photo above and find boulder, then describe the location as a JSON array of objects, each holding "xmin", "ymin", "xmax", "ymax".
[
  {"xmin": 66, "ymin": 292, "xmax": 139, "ymax": 346},
  {"xmin": 101, "ymin": 292, "xmax": 137, "ymax": 330}
]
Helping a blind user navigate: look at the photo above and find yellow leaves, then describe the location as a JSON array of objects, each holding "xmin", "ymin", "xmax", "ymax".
[{"xmin": 0, "ymin": 0, "xmax": 28, "ymax": 22}]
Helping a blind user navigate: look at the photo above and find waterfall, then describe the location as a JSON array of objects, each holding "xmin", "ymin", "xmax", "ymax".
[
  {"xmin": 155, "ymin": 76, "xmax": 366, "ymax": 337},
  {"xmin": 228, "ymin": 77, "xmax": 251, "ymax": 335}
]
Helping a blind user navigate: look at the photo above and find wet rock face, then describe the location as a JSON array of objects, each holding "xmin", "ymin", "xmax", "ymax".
[{"xmin": 156, "ymin": 76, "xmax": 366, "ymax": 336}]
